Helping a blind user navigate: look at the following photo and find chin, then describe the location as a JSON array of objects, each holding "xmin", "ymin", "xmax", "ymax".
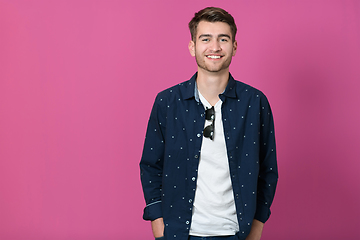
[{"xmin": 207, "ymin": 68, "xmax": 223, "ymax": 72}]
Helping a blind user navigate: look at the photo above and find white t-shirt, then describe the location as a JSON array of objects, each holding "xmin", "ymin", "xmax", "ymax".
[{"xmin": 189, "ymin": 91, "xmax": 239, "ymax": 236}]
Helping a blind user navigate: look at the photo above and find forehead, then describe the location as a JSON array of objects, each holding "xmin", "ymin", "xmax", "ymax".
[{"xmin": 196, "ymin": 21, "xmax": 232, "ymax": 38}]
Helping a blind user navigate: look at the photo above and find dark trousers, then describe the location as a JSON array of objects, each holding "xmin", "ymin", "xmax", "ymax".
[{"xmin": 188, "ymin": 236, "xmax": 236, "ymax": 240}]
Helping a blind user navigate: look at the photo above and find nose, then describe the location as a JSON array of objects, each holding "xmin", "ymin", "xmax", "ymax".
[{"xmin": 210, "ymin": 40, "xmax": 221, "ymax": 52}]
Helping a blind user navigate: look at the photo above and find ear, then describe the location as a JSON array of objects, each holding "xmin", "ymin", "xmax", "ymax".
[
  {"xmin": 188, "ymin": 40, "xmax": 195, "ymax": 57},
  {"xmin": 232, "ymin": 40, "xmax": 238, "ymax": 56}
]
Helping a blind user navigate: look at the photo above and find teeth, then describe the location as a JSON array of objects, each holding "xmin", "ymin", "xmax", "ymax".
[{"xmin": 207, "ymin": 55, "xmax": 221, "ymax": 59}]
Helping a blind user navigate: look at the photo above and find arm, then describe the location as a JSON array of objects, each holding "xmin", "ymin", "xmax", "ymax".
[
  {"xmin": 140, "ymin": 94, "xmax": 166, "ymax": 221},
  {"xmin": 254, "ymin": 94, "xmax": 278, "ymax": 223}
]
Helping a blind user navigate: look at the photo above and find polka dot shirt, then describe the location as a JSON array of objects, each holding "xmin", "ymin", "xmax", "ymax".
[{"xmin": 140, "ymin": 73, "xmax": 278, "ymax": 240}]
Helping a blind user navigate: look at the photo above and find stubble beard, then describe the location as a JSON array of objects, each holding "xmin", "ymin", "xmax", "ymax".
[{"xmin": 195, "ymin": 50, "xmax": 233, "ymax": 73}]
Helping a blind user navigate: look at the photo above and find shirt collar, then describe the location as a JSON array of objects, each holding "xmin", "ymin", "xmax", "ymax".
[{"xmin": 183, "ymin": 72, "xmax": 238, "ymax": 102}]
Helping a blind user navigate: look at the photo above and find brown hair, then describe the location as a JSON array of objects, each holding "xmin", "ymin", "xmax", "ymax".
[{"xmin": 188, "ymin": 7, "xmax": 237, "ymax": 42}]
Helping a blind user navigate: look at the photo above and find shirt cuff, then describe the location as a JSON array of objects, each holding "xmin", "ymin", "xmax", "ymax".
[
  {"xmin": 254, "ymin": 202, "xmax": 271, "ymax": 223},
  {"xmin": 143, "ymin": 201, "xmax": 163, "ymax": 221}
]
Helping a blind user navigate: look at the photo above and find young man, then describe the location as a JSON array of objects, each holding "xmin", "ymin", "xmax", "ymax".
[{"xmin": 140, "ymin": 7, "xmax": 278, "ymax": 240}]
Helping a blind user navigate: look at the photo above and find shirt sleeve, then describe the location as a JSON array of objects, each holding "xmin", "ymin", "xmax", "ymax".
[
  {"xmin": 254, "ymin": 93, "xmax": 278, "ymax": 223},
  {"xmin": 140, "ymin": 94, "xmax": 166, "ymax": 221}
]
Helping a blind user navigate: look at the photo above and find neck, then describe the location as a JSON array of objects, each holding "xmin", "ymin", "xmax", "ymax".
[{"xmin": 196, "ymin": 68, "xmax": 229, "ymax": 106}]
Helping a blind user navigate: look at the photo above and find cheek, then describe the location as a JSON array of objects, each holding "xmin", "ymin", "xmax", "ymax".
[
  {"xmin": 226, "ymin": 46, "xmax": 235, "ymax": 55},
  {"xmin": 195, "ymin": 48, "xmax": 203, "ymax": 57}
]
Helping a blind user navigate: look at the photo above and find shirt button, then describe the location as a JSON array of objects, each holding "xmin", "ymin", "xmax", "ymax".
[
  {"xmin": 189, "ymin": 199, "xmax": 192, "ymax": 203},
  {"xmin": 192, "ymin": 177, "xmax": 196, "ymax": 181},
  {"xmin": 197, "ymin": 133, "xmax": 201, "ymax": 138},
  {"xmin": 194, "ymin": 155, "xmax": 198, "ymax": 159},
  {"xmin": 186, "ymin": 221, "xmax": 189, "ymax": 224}
]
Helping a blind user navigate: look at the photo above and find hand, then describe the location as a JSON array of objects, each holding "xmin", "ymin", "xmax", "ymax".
[
  {"xmin": 245, "ymin": 219, "xmax": 264, "ymax": 240},
  {"xmin": 151, "ymin": 218, "xmax": 164, "ymax": 238}
]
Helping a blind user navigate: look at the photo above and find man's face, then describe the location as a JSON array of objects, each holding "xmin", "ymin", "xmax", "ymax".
[{"xmin": 189, "ymin": 21, "xmax": 237, "ymax": 73}]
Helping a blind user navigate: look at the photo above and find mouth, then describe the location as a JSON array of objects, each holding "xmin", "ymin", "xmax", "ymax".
[{"xmin": 206, "ymin": 55, "xmax": 223, "ymax": 59}]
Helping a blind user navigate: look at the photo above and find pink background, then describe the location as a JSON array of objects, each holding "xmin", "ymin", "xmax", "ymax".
[{"xmin": 1, "ymin": 0, "xmax": 359, "ymax": 239}]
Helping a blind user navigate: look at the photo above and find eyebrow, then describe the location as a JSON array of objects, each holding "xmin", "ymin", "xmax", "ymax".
[{"xmin": 198, "ymin": 34, "xmax": 231, "ymax": 39}]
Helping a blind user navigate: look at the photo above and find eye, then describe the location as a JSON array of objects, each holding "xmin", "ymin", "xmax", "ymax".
[
  {"xmin": 220, "ymin": 38, "xmax": 228, "ymax": 42},
  {"xmin": 202, "ymin": 38, "xmax": 210, "ymax": 42}
]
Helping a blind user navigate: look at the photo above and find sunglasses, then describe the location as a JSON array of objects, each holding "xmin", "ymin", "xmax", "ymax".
[{"xmin": 203, "ymin": 106, "xmax": 215, "ymax": 140}]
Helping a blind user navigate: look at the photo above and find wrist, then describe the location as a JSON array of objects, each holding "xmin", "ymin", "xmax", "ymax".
[{"xmin": 151, "ymin": 218, "xmax": 165, "ymax": 238}]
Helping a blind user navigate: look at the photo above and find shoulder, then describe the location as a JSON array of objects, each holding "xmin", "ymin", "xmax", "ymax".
[
  {"xmin": 233, "ymin": 79, "xmax": 268, "ymax": 100},
  {"xmin": 155, "ymin": 78, "xmax": 194, "ymax": 103}
]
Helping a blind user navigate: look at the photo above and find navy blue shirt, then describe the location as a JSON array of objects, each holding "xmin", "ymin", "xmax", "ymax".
[{"xmin": 140, "ymin": 73, "xmax": 278, "ymax": 240}]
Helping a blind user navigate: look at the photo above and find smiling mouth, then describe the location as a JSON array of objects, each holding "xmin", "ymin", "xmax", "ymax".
[{"xmin": 206, "ymin": 55, "xmax": 223, "ymax": 59}]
